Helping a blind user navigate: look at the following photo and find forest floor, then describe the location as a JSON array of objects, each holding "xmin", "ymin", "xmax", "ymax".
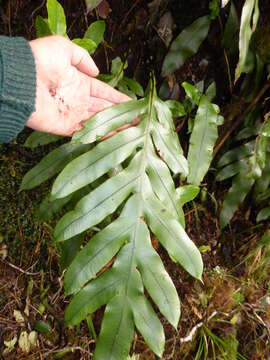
[{"xmin": 1, "ymin": 0, "xmax": 270, "ymax": 359}]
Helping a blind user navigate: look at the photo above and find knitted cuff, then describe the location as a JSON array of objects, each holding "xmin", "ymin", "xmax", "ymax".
[{"xmin": 0, "ymin": 36, "xmax": 36, "ymax": 143}]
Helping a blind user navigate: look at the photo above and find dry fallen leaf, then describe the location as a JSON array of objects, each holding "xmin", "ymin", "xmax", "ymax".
[
  {"xmin": 85, "ymin": 0, "xmax": 103, "ymax": 12},
  {"xmin": 13, "ymin": 309, "xmax": 25, "ymax": 324},
  {"xmin": 28, "ymin": 331, "xmax": 38, "ymax": 349},
  {"xmin": 97, "ymin": 0, "xmax": 111, "ymax": 19},
  {"xmin": 3, "ymin": 336, "xmax": 17, "ymax": 355},
  {"xmin": 0, "ymin": 234, "xmax": 7, "ymax": 259},
  {"xmin": 19, "ymin": 331, "xmax": 31, "ymax": 354}
]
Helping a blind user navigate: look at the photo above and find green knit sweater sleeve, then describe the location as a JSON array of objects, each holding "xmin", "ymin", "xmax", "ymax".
[{"xmin": 0, "ymin": 36, "xmax": 36, "ymax": 143}]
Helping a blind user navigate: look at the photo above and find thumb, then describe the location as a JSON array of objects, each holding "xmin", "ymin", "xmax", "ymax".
[{"xmin": 70, "ymin": 42, "xmax": 99, "ymax": 77}]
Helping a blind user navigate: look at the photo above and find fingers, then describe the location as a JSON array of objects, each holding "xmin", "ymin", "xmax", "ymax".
[
  {"xmin": 70, "ymin": 42, "xmax": 99, "ymax": 77},
  {"xmin": 89, "ymin": 77, "xmax": 131, "ymax": 104}
]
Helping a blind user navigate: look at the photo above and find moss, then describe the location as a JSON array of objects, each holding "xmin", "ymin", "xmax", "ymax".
[{"xmin": 0, "ymin": 132, "xmax": 55, "ymax": 266}]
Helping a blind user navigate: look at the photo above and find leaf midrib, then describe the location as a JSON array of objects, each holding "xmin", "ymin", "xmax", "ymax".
[
  {"xmin": 151, "ymin": 164, "xmax": 179, "ymax": 218},
  {"xmin": 146, "ymin": 264, "xmax": 175, "ymax": 323},
  {"xmin": 67, "ymin": 222, "xmax": 135, "ymax": 294},
  {"xmin": 108, "ymin": 82, "xmax": 155, "ymax": 358},
  {"xmin": 154, "ymin": 124, "xmax": 186, "ymax": 174},
  {"xmin": 57, "ymin": 174, "xmax": 140, "ymax": 239},
  {"xmin": 146, "ymin": 202, "xmax": 198, "ymax": 278},
  {"xmin": 189, "ymin": 100, "xmax": 211, "ymax": 184},
  {"xmin": 75, "ymin": 99, "xmax": 145, "ymax": 142}
]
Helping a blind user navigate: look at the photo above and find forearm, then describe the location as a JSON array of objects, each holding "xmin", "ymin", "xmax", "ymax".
[{"xmin": 0, "ymin": 36, "xmax": 36, "ymax": 143}]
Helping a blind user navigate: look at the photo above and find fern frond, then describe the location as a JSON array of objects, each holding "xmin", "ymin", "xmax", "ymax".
[{"xmin": 21, "ymin": 77, "xmax": 202, "ymax": 359}]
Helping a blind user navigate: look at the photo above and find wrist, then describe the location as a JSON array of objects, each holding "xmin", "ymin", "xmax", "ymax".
[{"xmin": 0, "ymin": 37, "xmax": 36, "ymax": 143}]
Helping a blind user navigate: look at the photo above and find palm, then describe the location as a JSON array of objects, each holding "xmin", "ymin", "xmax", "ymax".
[{"xmin": 27, "ymin": 36, "xmax": 130, "ymax": 136}]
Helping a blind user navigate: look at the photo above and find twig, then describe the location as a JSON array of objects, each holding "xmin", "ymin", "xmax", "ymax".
[
  {"xmin": 41, "ymin": 345, "xmax": 93, "ymax": 358},
  {"xmin": 0, "ymin": 258, "xmax": 40, "ymax": 276},
  {"xmin": 29, "ymin": 0, "xmax": 46, "ymax": 34},
  {"xmin": 119, "ymin": 0, "xmax": 141, "ymax": 28},
  {"xmin": 180, "ymin": 311, "xmax": 217, "ymax": 343},
  {"xmin": 218, "ymin": 15, "xmax": 233, "ymax": 94}
]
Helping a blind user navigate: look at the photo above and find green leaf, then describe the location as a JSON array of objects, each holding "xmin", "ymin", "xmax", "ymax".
[
  {"xmin": 135, "ymin": 221, "xmax": 180, "ymax": 328},
  {"xmin": 65, "ymin": 269, "xmax": 119, "ymax": 325},
  {"xmin": 257, "ymin": 207, "xmax": 270, "ymax": 222},
  {"xmin": 209, "ymin": 0, "xmax": 220, "ymax": 20},
  {"xmin": 46, "ymin": 0, "xmax": 67, "ymax": 36},
  {"xmin": 255, "ymin": 188, "xmax": 270, "ymax": 202},
  {"xmin": 52, "ymin": 126, "xmax": 144, "ymax": 199},
  {"xmin": 154, "ymin": 97, "xmax": 177, "ymax": 130},
  {"xmin": 255, "ymin": 153, "xmax": 270, "ymax": 195},
  {"xmin": 235, "ymin": 0, "xmax": 259, "ymax": 80},
  {"xmin": 217, "ymin": 141, "xmax": 254, "ymax": 168},
  {"xmin": 117, "ymin": 81, "xmax": 137, "ymax": 99},
  {"xmin": 162, "ymin": 15, "xmax": 210, "ymax": 76},
  {"xmin": 20, "ymin": 143, "xmax": 88, "ymax": 191},
  {"xmin": 205, "ymin": 82, "xmax": 216, "ymax": 102},
  {"xmin": 146, "ymin": 144, "xmax": 183, "ymax": 222},
  {"xmin": 59, "ymin": 234, "xmax": 84, "ymax": 270},
  {"xmin": 54, "ymin": 156, "xmax": 139, "ymax": 241},
  {"xmin": 144, "ymin": 191, "xmax": 203, "ymax": 280},
  {"xmin": 34, "ymin": 320, "xmax": 51, "ymax": 334},
  {"xmin": 35, "ymin": 16, "xmax": 52, "ymax": 38},
  {"xmin": 152, "ymin": 123, "xmax": 188, "ymax": 176},
  {"xmin": 64, "ymin": 216, "xmax": 132, "ymax": 295},
  {"xmin": 258, "ymin": 230, "xmax": 270, "ymax": 246},
  {"xmin": 222, "ymin": 2, "xmax": 239, "ymax": 55},
  {"xmin": 72, "ymin": 38, "xmax": 97, "ymax": 54},
  {"xmin": 176, "ymin": 185, "xmax": 200, "ymax": 205},
  {"xmin": 122, "ymin": 77, "xmax": 144, "ymax": 97},
  {"xmin": 131, "ymin": 295, "xmax": 165, "ymax": 357},
  {"xmin": 182, "ymin": 82, "xmax": 201, "ymax": 105},
  {"xmin": 84, "ymin": 20, "xmax": 105, "ymax": 46},
  {"xmin": 97, "ymin": 74, "xmax": 114, "ymax": 83},
  {"xmin": 93, "ymin": 295, "xmax": 134, "ymax": 360},
  {"xmin": 165, "ymin": 100, "xmax": 186, "ymax": 117},
  {"xmin": 38, "ymin": 193, "xmax": 73, "ymax": 221},
  {"xmin": 235, "ymin": 120, "xmax": 260, "ymax": 141},
  {"xmin": 111, "ymin": 57, "xmax": 126, "ymax": 75},
  {"xmin": 72, "ymin": 99, "xmax": 147, "ymax": 144},
  {"xmin": 256, "ymin": 116, "xmax": 270, "ymax": 169},
  {"xmin": 216, "ymin": 159, "xmax": 249, "ymax": 181},
  {"xmin": 24, "ymin": 131, "xmax": 61, "ymax": 149},
  {"xmin": 219, "ymin": 172, "xmax": 255, "ymax": 228},
  {"xmin": 187, "ymin": 95, "xmax": 221, "ymax": 185},
  {"xmin": 102, "ymin": 57, "xmax": 127, "ymax": 87}
]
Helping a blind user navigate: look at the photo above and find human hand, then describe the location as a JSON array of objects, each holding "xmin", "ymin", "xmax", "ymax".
[{"xmin": 27, "ymin": 36, "xmax": 130, "ymax": 136}]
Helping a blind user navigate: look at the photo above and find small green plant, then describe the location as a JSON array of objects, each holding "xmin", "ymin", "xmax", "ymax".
[
  {"xmin": 195, "ymin": 325, "xmax": 247, "ymax": 360},
  {"xmin": 244, "ymin": 229, "xmax": 270, "ymax": 279},
  {"xmin": 162, "ymin": 15, "xmax": 210, "ymax": 77},
  {"xmin": 214, "ymin": 0, "xmax": 270, "ymax": 228},
  {"xmin": 217, "ymin": 112, "xmax": 270, "ymax": 228},
  {"xmin": 35, "ymin": 0, "xmax": 105, "ymax": 52}
]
